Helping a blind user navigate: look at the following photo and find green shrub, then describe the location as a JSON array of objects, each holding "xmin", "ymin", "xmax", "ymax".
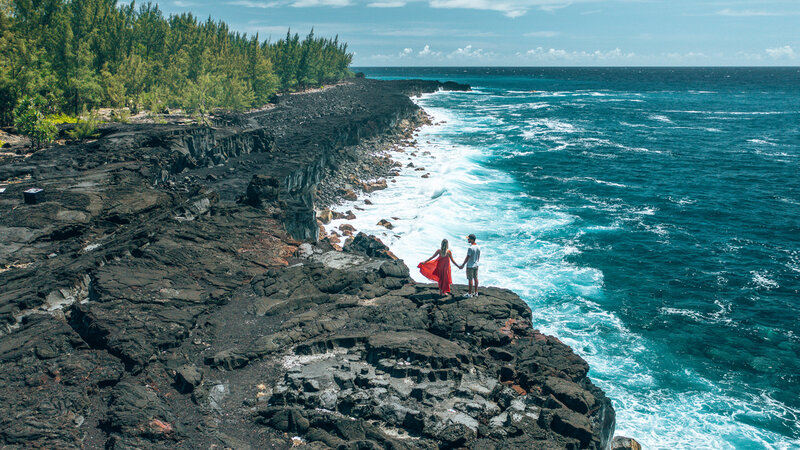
[
  {"xmin": 140, "ymin": 87, "xmax": 169, "ymax": 115},
  {"xmin": 110, "ymin": 108, "xmax": 131, "ymax": 123},
  {"xmin": 47, "ymin": 113, "xmax": 79, "ymax": 124},
  {"xmin": 13, "ymin": 96, "xmax": 58, "ymax": 148},
  {"xmin": 147, "ymin": 113, "xmax": 167, "ymax": 125},
  {"xmin": 0, "ymin": 139, "xmax": 6, "ymax": 148},
  {"xmin": 67, "ymin": 110, "xmax": 101, "ymax": 140}
]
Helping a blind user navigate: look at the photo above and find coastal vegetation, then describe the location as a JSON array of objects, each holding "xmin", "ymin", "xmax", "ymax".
[{"xmin": 0, "ymin": 0, "xmax": 353, "ymax": 141}]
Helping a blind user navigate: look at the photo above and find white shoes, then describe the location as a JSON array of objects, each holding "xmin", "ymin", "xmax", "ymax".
[{"xmin": 464, "ymin": 293, "xmax": 479, "ymax": 298}]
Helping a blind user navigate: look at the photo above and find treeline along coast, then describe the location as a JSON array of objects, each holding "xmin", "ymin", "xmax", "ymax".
[{"xmin": 0, "ymin": 0, "xmax": 352, "ymax": 142}]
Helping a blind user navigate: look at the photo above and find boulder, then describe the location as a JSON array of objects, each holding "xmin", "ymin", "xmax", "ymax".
[
  {"xmin": 612, "ymin": 436, "xmax": 643, "ymax": 450},
  {"xmin": 339, "ymin": 224, "xmax": 356, "ymax": 236},
  {"xmin": 317, "ymin": 209, "xmax": 333, "ymax": 224},
  {"xmin": 435, "ymin": 423, "xmax": 475, "ymax": 448},
  {"xmin": 174, "ymin": 365, "xmax": 203, "ymax": 393},
  {"xmin": 379, "ymin": 260, "xmax": 410, "ymax": 278},
  {"xmin": 543, "ymin": 376, "xmax": 595, "ymax": 414},
  {"xmin": 345, "ymin": 232, "xmax": 397, "ymax": 259},
  {"xmin": 362, "ymin": 179, "xmax": 387, "ymax": 193},
  {"xmin": 377, "ymin": 219, "xmax": 393, "ymax": 229},
  {"xmin": 340, "ymin": 189, "xmax": 358, "ymax": 201},
  {"xmin": 550, "ymin": 408, "xmax": 593, "ymax": 448}
]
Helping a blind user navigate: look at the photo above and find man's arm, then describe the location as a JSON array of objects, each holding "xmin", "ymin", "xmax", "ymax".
[{"xmin": 461, "ymin": 249, "xmax": 470, "ymax": 268}]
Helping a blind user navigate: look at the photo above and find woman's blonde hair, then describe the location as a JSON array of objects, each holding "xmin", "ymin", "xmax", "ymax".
[{"xmin": 440, "ymin": 239, "xmax": 449, "ymax": 255}]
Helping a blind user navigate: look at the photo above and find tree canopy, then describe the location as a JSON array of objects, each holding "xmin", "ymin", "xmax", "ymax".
[{"xmin": 0, "ymin": 0, "xmax": 353, "ymax": 125}]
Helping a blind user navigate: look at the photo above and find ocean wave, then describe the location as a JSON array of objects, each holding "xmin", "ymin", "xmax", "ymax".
[
  {"xmin": 749, "ymin": 271, "xmax": 780, "ymax": 290},
  {"xmin": 665, "ymin": 109, "xmax": 792, "ymax": 116},
  {"xmin": 630, "ymin": 206, "xmax": 658, "ymax": 215},
  {"xmin": 619, "ymin": 121, "xmax": 656, "ymax": 129},
  {"xmin": 522, "ymin": 118, "xmax": 579, "ymax": 135},
  {"xmin": 580, "ymin": 151, "xmax": 618, "ymax": 159},
  {"xmin": 777, "ymin": 197, "xmax": 800, "ymax": 206},
  {"xmin": 649, "ymin": 114, "xmax": 673, "ymax": 123},
  {"xmin": 659, "ymin": 300, "xmax": 732, "ymax": 325},
  {"xmin": 754, "ymin": 149, "xmax": 797, "ymax": 159},
  {"xmin": 747, "ymin": 139, "xmax": 779, "ymax": 146},
  {"xmin": 577, "ymin": 137, "xmax": 663, "ymax": 154},
  {"xmin": 666, "ymin": 196, "xmax": 697, "ymax": 206},
  {"xmin": 538, "ymin": 175, "xmax": 628, "ymax": 188},
  {"xmin": 595, "ymin": 98, "xmax": 645, "ymax": 103}
]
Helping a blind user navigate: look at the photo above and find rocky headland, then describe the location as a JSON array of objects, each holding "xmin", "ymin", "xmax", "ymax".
[{"xmin": 0, "ymin": 78, "xmax": 616, "ymax": 449}]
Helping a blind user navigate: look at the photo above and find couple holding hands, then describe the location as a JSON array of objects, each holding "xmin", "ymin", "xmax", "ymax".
[{"xmin": 418, "ymin": 234, "xmax": 481, "ymax": 297}]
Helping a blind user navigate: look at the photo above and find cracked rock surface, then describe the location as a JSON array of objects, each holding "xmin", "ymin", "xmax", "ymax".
[{"xmin": 0, "ymin": 78, "xmax": 613, "ymax": 448}]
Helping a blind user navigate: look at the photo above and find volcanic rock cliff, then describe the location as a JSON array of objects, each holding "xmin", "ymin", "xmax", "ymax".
[{"xmin": 0, "ymin": 78, "xmax": 615, "ymax": 449}]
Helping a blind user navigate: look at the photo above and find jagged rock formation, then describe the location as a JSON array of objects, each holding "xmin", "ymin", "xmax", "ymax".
[{"xmin": 0, "ymin": 78, "xmax": 614, "ymax": 448}]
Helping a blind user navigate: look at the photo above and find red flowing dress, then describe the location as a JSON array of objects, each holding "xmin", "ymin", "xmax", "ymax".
[{"xmin": 418, "ymin": 252, "xmax": 453, "ymax": 294}]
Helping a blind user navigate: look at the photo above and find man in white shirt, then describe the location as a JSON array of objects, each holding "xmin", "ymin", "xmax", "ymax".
[{"xmin": 460, "ymin": 234, "xmax": 480, "ymax": 297}]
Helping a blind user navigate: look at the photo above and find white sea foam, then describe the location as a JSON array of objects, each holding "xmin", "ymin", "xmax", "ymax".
[
  {"xmin": 749, "ymin": 271, "xmax": 780, "ymax": 290},
  {"xmin": 665, "ymin": 110, "xmax": 791, "ymax": 116},
  {"xmin": 659, "ymin": 300, "xmax": 732, "ymax": 325},
  {"xmin": 667, "ymin": 196, "xmax": 697, "ymax": 206},
  {"xmin": 619, "ymin": 121, "xmax": 649, "ymax": 128},
  {"xmin": 524, "ymin": 118, "xmax": 579, "ymax": 135},
  {"xmin": 580, "ymin": 151, "xmax": 618, "ymax": 159},
  {"xmin": 577, "ymin": 137, "xmax": 661, "ymax": 154},
  {"xmin": 649, "ymin": 114, "xmax": 673, "ymax": 123},
  {"xmin": 748, "ymin": 139, "xmax": 778, "ymax": 146}
]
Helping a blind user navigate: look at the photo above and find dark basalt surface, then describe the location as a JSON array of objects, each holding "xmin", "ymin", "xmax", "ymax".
[{"xmin": 0, "ymin": 78, "xmax": 614, "ymax": 449}]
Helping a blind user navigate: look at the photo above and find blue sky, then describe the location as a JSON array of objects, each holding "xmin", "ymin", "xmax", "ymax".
[{"xmin": 160, "ymin": 0, "xmax": 799, "ymax": 66}]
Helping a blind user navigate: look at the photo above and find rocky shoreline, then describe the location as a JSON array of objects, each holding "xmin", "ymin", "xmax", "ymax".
[{"xmin": 1, "ymin": 78, "xmax": 617, "ymax": 449}]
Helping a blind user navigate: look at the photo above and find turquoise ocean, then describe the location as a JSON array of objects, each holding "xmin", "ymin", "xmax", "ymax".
[{"xmin": 332, "ymin": 67, "xmax": 800, "ymax": 449}]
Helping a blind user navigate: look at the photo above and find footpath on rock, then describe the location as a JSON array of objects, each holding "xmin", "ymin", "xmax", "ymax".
[{"xmin": 0, "ymin": 78, "xmax": 615, "ymax": 449}]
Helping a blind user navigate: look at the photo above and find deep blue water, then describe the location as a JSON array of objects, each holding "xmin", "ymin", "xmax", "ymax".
[{"xmin": 347, "ymin": 67, "xmax": 800, "ymax": 448}]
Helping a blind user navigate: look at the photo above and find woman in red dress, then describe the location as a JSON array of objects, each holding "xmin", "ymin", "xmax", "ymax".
[{"xmin": 418, "ymin": 239, "xmax": 462, "ymax": 296}]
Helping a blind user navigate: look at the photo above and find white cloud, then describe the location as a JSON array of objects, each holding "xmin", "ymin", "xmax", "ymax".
[
  {"xmin": 418, "ymin": 45, "xmax": 441, "ymax": 57},
  {"xmin": 291, "ymin": 0, "xmax": 350, "ymax": 6},
  {"xmin": 766, "ymin": 45, "xmax": 794, "ymax": 59},
  {"xmin": 429, "ymin": 0, "xmax": 574, "ymax": 18},
  {"xmin": 232, "ymin": 0, "xmax": 350, "ymax": 7},
  {"xmin": 227, "ymin": 0, "xmax": 280, "ymax": 7},
  {"xmin": 524, "ymin": 31, "xmax": 560, "ymax": 38},
  {"xmin": 716, "ymin": 8, "xmax": 781, "ymax": 17},
  {"xmin": 449, "ymin": 44, "xmax": 492, "ymax": 58},
  {"xmin": 367, "ymin": 1, "xmax": 406, "ymax": 6},
  {"xmin": 524, "ymin": 47, "xmax": 635, "ymax": 61},
  {"xmin": 402, "ymin": 47, "xmax": 413, "ymax": 55},
  {"xmin": 173, "ymin": 1, "xmax": 198, "ymax": 7}
]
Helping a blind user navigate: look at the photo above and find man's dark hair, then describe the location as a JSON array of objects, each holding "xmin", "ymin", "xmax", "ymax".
[{"xmin": 468, "ymin": 234, "xmax": 476, "ymax": 242}]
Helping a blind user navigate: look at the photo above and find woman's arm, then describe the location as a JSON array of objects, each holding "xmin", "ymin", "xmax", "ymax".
[
  {"xmin": 449, "ymin": 251, "xmax": 463, "ymax": 269},
  {"xmin": 423, "ymin": 249, "xmax": 440, "ymax": 263}
]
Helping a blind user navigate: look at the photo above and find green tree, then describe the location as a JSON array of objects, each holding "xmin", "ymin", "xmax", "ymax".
[{"xmin": 13, "ymin": 95, "xmax": 57, "ymax": 148}]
